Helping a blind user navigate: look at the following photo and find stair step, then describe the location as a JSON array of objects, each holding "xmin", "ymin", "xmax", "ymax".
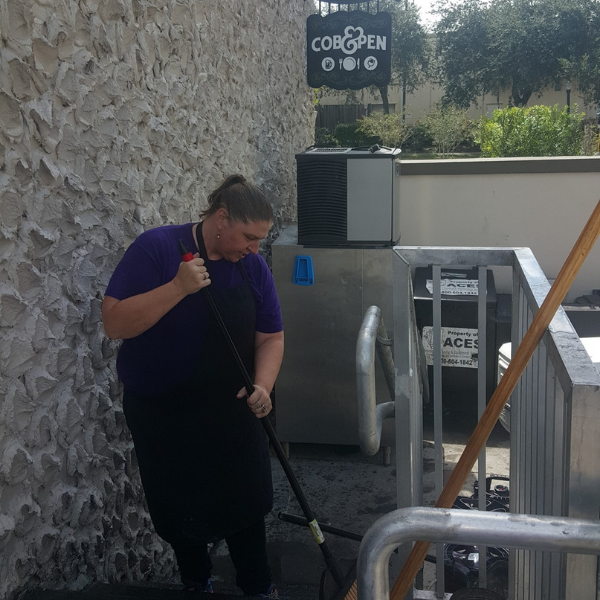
[
  {"xmin": 20, "ymin": 583, "xmax": 242, "ymax": 600},
  {"xmin": 20, "ymin": 581, "xmax": 320, "ymax": 600}
]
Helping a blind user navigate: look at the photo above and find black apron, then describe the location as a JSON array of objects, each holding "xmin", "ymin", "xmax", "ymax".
[{"xmin": 123, "ymin": 223, "xmax": 273, "ymax": 546}]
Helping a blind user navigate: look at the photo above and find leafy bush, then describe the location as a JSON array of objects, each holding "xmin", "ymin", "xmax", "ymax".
[
  {"xmin": 334, "ymin": 122, "xmax": 380, "ymax": 147},
  {"xmin": 582, "ymin": 122, "xmax": 600, "ymax": 155},
  {"xmin": 402, "ymin": 121, "xmax": 434, "ymax": 152},
  {"xmin": 315, "ymin": 127, "xmax": 338, "ymax": 147},
  {"xmin": 477, "ymin": 105, "xmax": 584, "ymax": 157},
  {"xmin": 425, "ymin": 104, "xmax": 474, "ymax": 157},
  {"xmin": 356, "ymin": 112, "xmax": 412, "ymax": 148}
]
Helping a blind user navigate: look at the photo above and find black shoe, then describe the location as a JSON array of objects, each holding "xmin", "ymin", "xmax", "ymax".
[
  {"xmin": 256, "ymin": 583, "xmax": 278, "ymax": 598},
  {"xmin": 183, "ymin": 579, "xmax": 213, "ymax": 594}
]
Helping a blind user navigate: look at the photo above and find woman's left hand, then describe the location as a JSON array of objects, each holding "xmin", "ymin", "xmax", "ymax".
[{"xmin": 237, "ymin": 384, "xmax": 272, "ymax": 418}]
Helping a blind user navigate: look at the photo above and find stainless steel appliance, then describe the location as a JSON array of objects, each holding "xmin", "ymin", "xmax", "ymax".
[
  {"xmin": 296, "ymin": 146, "xmax": 401, "ymax": 246},
  {"xmin": 272, "ymin": 226, "xmax": 395, "ymax": 446}
]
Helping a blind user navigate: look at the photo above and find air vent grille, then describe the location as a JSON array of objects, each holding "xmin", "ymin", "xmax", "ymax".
[
  {"xmin": 308, "ymin": 147, "xmax": 352, "ymax": 153},
  {"xmin": 297, "ymin": 160, "xmax": 347, "ymax": 245}
]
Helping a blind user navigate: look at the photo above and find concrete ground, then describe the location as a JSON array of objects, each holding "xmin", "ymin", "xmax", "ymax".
[
  {"xmin": 210, "ymin": 442, "xmax": 401, "ymax": 599},
  {"xmin": 207, "ymin": 410, "xmax": 510, "ymax": 600},
  {"xmin": 24, "ymin": 408, "xmax": 510, "ymax": 600}
]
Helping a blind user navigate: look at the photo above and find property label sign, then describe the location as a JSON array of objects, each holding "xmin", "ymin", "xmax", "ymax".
[
  {"xmin": 422, "ymin": 326, "xmax": 479, "ymax": 369},
  {"xmin": 307, "ymin": 11, "xmax": 392, "ymax": 90},
  {"xmin": 426, "ymin": 278, "xmax": 479, "ymax": 296}
]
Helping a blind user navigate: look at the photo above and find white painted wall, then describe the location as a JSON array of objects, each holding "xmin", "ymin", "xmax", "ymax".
[
  {"xmin": 0, "ymin": 1, "xmax": 315, "ymax": 597},
  {"xmin": 399, "ymin": 158, "xmax": 600, "ymax": 301}
]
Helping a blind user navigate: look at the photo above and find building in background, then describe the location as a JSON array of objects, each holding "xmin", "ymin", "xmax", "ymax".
[{"xmin": 318, "ymin": 80, "xmax": 597, "ymax": 129}]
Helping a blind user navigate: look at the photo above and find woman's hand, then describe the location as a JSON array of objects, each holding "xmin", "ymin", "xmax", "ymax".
[
  {"xmin": 237, "ymin": 384, "xmax": 272, "ymax": 419},
  {"xmin": 236, "ymin": 331, "xmax": 284, "ymax": 418},
  {"xmin": 173, "ymin": 253, "xmax": 211, "ymax": 295},
  {"xmin": 102, "ymin": 254, "xmax": 211, "ymax": 340}
]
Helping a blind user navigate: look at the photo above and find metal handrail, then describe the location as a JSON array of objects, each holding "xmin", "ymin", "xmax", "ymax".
[
  {"xmin": 357, "ymin": 507, "xmax": 600, "ymax": 600},
  {"xmin": 356, "ymin": 306, "xmax": 395, "ymax": 456},
  {"xmin": 392, "ymin": 246, "xmax": 600, "ymax": 598}
]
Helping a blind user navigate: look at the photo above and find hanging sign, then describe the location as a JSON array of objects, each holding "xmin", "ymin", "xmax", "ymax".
[{"xmin": 307, "ymin": 11, "xmax": 392, "ymax": 90}]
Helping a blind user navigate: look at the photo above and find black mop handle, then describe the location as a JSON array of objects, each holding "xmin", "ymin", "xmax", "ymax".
[
  {"xmin": 278, "ymin": 512, "xmax": 363, "ymax": 543},
  {"xmin": 179, "ymin": 240, "xmax": 344, "ymax": 585}
]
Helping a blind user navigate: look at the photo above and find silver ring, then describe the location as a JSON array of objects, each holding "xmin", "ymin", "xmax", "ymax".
[{"xmin": 260, "ymin": 404, "xmax": 267, "ymax": 413}]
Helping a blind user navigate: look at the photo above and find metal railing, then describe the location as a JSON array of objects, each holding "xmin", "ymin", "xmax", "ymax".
[
  {"xmin": 389, "ymin": 247, "xmax": 600, "ymax": 599},
  {"xmin": 357, "ymin": 507, "xmax": 600, "ymax": 600},
  {"xmin": 357, "ymin": 306, "xmax": 430, "ymax": 461},
  {"xmin": 356, "ymin": 306, "xmax": 396, "ymax": 458}
]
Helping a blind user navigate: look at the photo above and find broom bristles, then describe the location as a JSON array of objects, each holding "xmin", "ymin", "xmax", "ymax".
[{"xmin": 343, "ymin": 580, "xmax": 358, "ymax": 600}]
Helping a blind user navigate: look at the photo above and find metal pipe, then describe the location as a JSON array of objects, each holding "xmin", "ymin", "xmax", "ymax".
[
  {"xmin": 357, "ymin": 306, "xmax": 395, "ymax": 456},
  {"xmin": 476, "ymin": 265, "xmax": 488, "ymax": 589},
  {"xmin": 375, "ymin": 316, "xmax": 395, "ymax": 404},
  {"xmin": 357, "ymin": 507, "xmax": 600, "ymax": 600},
  {"xmin": 431, "ymin": 266, "xmax": 445, "ymax": 595}
]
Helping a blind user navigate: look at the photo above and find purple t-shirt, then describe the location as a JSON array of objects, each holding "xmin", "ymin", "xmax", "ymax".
[{"xmin": 105, "ymin": 223, "xmax": 283, "ymax": 396}]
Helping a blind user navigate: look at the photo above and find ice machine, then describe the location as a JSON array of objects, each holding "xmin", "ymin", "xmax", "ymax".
[{"xmin": 296, "ymin": 146, "xmax": 401, "ymax": 246}]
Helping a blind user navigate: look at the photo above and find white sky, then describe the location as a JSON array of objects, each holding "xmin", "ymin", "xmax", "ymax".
[
  {"xmin": 319, "ymin": 1, "xmax": 439, "ymax": 27},
  {"xmin": 411, "ymin": 0, "xmax": 437, "ymax": 27}
]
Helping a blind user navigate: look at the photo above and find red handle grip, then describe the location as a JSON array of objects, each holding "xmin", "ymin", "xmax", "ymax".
[{"xmin": 178, "ymin": 239, "xmax": 194, "ymax": 262}]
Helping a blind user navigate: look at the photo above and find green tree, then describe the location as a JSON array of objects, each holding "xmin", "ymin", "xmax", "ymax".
[
  {"xmin": 477, "ymin": 104, "xmax": 585, "ymax": 156},
  {"xmin": 433, "ymin": 0, "xmax": 597, "ymax": 108},
  {"xmin": 570, "ymin": 1, "xmax": 600, "ymax": 107},
  {"xmin": 382, "ymin": 0, "xmax": 432, "ymax": 114},
  {"xmin": 432, "ymin": 0, "xmax": 493, "ymax": 108}
]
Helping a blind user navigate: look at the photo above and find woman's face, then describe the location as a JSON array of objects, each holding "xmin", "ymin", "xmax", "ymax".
[{"xmin": 217, "ymin": 218, "xmax": 272, "ymax": 262}]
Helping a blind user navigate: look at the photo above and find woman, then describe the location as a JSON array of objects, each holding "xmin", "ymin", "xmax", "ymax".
[{"xmin": 102, "ymin": 175, "xmax": 284, "ymax": 597}]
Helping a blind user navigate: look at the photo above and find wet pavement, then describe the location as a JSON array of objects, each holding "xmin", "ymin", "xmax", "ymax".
[
  {"xmin": 24, "ymin": 411, "xmax": 510, "ymax": 600},
  {"xmin": 209, "ymin": 412, "xmax": 511, "ymax": 600},
  {"xmin": 210, "ymin": 442, "xmax": 402, "ymax": 599}
]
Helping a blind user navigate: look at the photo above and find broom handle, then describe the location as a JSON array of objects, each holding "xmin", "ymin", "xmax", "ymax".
[
  {"xmin": 202, "ymin": 286, "xmax": 345, "ymax": 585},
  {"xmin": 388, "ymin": 198, "xmax": 600, "ymax": 600}
]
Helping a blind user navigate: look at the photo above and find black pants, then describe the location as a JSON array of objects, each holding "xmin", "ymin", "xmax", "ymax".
[{"xmin": 174, "ymin": 517, "xmax": 272, "ymax": 595}]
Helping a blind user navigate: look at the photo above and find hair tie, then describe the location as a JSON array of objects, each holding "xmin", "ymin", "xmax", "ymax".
[{"xmin": 228, "ymin": 175, "xmax": 246, "ymax": 186}]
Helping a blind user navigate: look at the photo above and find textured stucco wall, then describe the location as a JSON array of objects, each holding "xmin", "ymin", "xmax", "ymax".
[{"xmin": 0, "ymin": 0, "xmax": 314, "ymax": 597}]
